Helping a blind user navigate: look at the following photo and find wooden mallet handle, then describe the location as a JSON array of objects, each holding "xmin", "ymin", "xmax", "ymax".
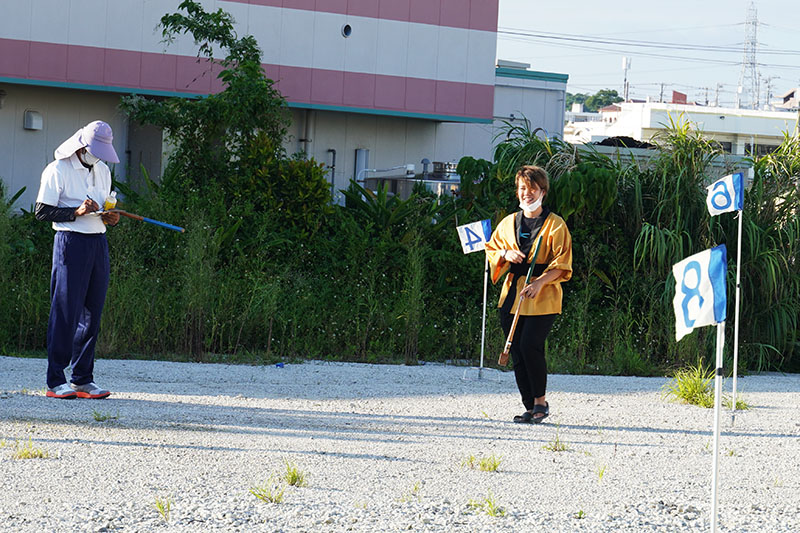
[
  {"xmin": 497, "ymin": 234, "xmax": 544, "ymax": 366},
  {"xmin": 498, "ymin": 296, "xmax": 524, "ymax": 366}
]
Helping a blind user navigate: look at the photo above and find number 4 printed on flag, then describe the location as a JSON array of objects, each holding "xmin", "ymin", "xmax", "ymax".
[{"xmin": 456, "ymin": 220, "xmax": 492, "ymax": 254}]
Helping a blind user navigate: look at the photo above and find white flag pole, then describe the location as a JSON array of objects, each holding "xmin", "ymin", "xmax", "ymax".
[
  {"xmin": 479, "ymin": 254, "xmax": 489, "ymax": 378},
  {"xmin": 731, "ymin": 210, "xmax": 744, "ymax": 424},
  {"xmin": 710, "ymin": 321, "xmax": 726, "ymax": 533}
]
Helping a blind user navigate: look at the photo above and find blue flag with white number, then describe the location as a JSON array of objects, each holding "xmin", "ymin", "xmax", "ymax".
[
  {"xmin": 672, "ymin": 245, "xmax": 727, "ymax": 341},
  {"xmin": 456, "ymin": 220, "xmax": 491, "ymax": 254},
  {"xmin": 706, "ymin": 172, "xmax": 744, "ymax": 216}
]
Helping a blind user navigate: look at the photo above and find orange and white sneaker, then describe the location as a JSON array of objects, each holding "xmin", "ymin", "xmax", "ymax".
[
  {"xmin": 70, "ymin": 382, "xmax": 111, "ymax": 399},
  {"xmin": 46, "ymin": 384, "xmax": 78, "ymax": 399}
]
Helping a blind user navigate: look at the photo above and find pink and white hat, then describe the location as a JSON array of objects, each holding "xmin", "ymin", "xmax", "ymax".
[{"xmin": 55, "ymin": 120, "xmax": 120, "ymax": 163}]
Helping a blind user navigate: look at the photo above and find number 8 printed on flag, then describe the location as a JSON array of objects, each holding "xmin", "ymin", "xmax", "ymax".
[
  {"xmin": 672, "ymin": 245, "xmax": 727, "ymax": 341},
  {"xmin": 706, "ymin": 172, "xmax": 744, "ymax": 216}
]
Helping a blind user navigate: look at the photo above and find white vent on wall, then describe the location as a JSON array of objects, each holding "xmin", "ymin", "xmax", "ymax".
[{"xmin": 24, "ymin": 110, "xmax": 43, "ymax": 130}]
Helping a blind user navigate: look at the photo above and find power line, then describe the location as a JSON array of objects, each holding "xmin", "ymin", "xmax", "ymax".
[{"xmin": 498, "ymin": 28, "xmax": 800, "ymax": 56}]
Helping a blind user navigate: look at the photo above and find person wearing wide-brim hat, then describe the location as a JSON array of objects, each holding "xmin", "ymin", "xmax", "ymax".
[{"xmin": 35, "ymin": 120, "xmax": 121, "ymax": 399}]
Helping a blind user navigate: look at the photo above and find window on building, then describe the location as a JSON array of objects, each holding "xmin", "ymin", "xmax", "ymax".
[
  {"xmin": 745, "ymin": 144, "xmax": 779, "ymax": 156},
  {"xmin": 713, "ymin": 141, "xmax": 733, "ymax": 153}
]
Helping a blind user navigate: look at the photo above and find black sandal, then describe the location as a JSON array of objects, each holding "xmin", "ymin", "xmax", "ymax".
[
  {"xmin": 532, "ymin": 402, "xmax": 549, "ymax": 424},
  {"xmin": 513, "ymin": 411, "xmax": 533, "ymax": 424}
]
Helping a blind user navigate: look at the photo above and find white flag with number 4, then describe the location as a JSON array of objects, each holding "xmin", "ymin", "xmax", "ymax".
[{"xmin": 456, "ymin": 220, "xmax": 491, "ymax": 254}]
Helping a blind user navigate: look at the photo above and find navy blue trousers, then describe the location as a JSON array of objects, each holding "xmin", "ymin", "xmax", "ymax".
[{"xmin": 46, "ymin": 232, "xmax": 109, "ymax": 388}]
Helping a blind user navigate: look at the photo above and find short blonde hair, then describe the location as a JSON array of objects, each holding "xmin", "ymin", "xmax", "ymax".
[{"xmin": 515, "ymin": 165, "xmax": 549, "ymax": 195}]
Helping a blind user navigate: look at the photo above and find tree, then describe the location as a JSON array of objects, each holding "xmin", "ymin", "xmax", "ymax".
[
  {"xmin": 565, "ymin": 92, "xmax": 589, "ymax": 111},
  {"xmin": 584, "ymin": 89, "xmax": 623, "ymax": 112},
  {"xmin": 119, "ymin": 0, "xmax": 331, "ymax": 227}
]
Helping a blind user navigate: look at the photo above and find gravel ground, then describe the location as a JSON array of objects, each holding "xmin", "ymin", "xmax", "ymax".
[{"xmin": 1, "ymin": 355, "xmax": 799, "ymax": 532}]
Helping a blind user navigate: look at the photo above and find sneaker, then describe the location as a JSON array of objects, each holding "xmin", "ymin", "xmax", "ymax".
[
  {"xmin": 46, "ymin": 383, "xmax": 78, "ymax": 399},
  {"xmin": 70, "ymin": 382, "xmax": 111, "ymax": 399}
]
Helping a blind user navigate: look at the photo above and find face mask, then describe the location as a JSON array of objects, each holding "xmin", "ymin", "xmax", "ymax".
[
  {"xmin": 519, "ymin": 195, "xmax": 542, "ymax": 212},
  {"xmin": 81, "ymin": 149, "xmax": 100, "ymax": 166}
]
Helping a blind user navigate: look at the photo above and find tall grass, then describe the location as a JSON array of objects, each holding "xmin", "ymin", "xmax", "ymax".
[{"xmin": 2, "ymin": 121, "xmax": 797, "ymax": 374}]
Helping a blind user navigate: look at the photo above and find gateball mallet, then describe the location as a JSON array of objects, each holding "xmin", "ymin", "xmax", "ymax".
[{"xmin": 498, "ymin": 235, "xmax": 543, "ymax": 366}]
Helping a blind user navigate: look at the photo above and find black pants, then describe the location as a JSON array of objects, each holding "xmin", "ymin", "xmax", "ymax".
[{"xmin": 500, "ymin": 312, "xmax": 557, "ymax": 411}]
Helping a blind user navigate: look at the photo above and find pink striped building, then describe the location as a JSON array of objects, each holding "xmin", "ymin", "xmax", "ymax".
[{"xmin": 0, "ymin": 0, "xmax": 566, "ymax": 206}]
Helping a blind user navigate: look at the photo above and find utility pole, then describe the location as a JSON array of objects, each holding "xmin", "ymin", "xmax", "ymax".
[
  {"xmin": 763, "ymin": 76, "xmax": 777, "ymax": 111},
  {"xmin": 659, "ymin": 83, "xmax": 665, "ymax": 103},
  {"xmin": 622, "ymin": 56, "xmax": 631, "ymax": 102},
  {"xmin": 714, "ymin": 83, "xmax": 721, "ymax": 107},
  {"xmin": 704, "ymin": 87, "xmax": 710, "ymax": 106}
]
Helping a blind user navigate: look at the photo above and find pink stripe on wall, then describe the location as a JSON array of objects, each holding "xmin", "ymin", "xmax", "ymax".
[
  {"xmin": 342, "ymin": 71, "xmax": 375, "ymax": 107},
  {"xmin": 0, "ymin": 40, "xmax": 29, "ymax": 78},
  {"xmin": 67, "ymin": 46, "xmax": 105, "ymax": 84},
  {"xmin": 29, "ymin": 42, "xmax": 68, "ymax": 81},
  {"xmin": 405, "ymin": 78, "xmax": 436, "ymax": 114},
  {"xmin": 435, "ymin": 80, "xmax": 466, "ymax": 116},
  {"xmin": 440, "ymin": 0, "xmax": 470, "ymax": 29},
  {"xmin": 311, "ymin": 69, "xmax": 344, "ymax": 104},
  {"xmin": 0, "ymin": 39, "xmax": 493, "ymax": 120},
  {"xmin": 409, "ymin": 0, "xmax": 439, "ymax": 25},
  {"xmin": 223, "ymin": 0, "xmax": 498, "ymax": 32},
  {"xmin": 105, "ymin": 49, "xmax": 142, "ymax": 88}
]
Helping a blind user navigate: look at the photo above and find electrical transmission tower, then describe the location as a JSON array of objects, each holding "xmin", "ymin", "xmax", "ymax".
[{"xmin": 736, "ymin": 1, "xmax": 759, "ymax": 109}]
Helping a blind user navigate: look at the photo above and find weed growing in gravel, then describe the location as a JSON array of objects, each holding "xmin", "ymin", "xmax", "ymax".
[
  {"xmin": 153, "ymin": 495, "xmax": 172, "ymax": 522},
  {"xmin": 282, "ymin": 460, "xmax": 308, "ymax": 487},
  {"xmin": 542, "ymin": 426, "xmax": 571, "ymax": 452},
  {"xmin": 723, "ymin": 395, "xmax": 750, "ymax": 410},
  {"xmin": 249, "ymin": 478, "xmax": 285, "ymax": 504},
  {"xmin": 92, "ymin": 410, "xmax": 119, "ymax": 422},
  {"xmin": 596, "ymin": 463, "xmax": 607, "ymax": 483},
  {"xmin": 774, "ymin": 477, "xmax": 784, "ymax": 487},
  {"xmin": 662, "ymin": 363, "xmax": 714, "ymax": 407},
  {"xmin": 397, "ymin": 482, "xmax": 423, "ymax": 503},
  {"xmin": 462, "ymin": 454, "xmax": 502, "ymax": 472},
  {"xmin": 726, "ymin": 448, "xmax": 737, "ymax": 457},
  {"xmin": 12, "ymin": 438, "xmax": 49, "ymax": 460},
  {"xmin": 467, "ymin": 490, "xmax": 505, "ymax": 517},
  {"xmin": 575, "ymin": 509, "xmax": 586, "ymax": 519}
]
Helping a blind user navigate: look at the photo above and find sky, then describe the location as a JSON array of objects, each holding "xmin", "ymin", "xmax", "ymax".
[{"xmin": 496, "ymin": 0, "xmax": 800, "ymax": 108}]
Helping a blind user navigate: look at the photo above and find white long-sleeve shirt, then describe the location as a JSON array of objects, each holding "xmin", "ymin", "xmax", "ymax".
[{"xmin": 36, "ymin": 153, "xmax": 111, "ymax": 234}]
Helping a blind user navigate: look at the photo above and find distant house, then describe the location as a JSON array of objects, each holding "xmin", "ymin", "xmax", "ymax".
[
  {"xmin": 564, "ymin": 101, "xmax": 798, "ymax": 156},
  {"xmin": 775, "ymin": 88, "xmax": 800, "ymax": 111}
]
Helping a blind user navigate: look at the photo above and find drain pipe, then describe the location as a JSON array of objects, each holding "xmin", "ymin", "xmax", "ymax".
[
  {"xmin": 299, "ymin": 109, "xmax": 313, "ymax": 156},
  {"xmin": 327, "ymin": 148, "xmax": 336, "ymax": 201}
]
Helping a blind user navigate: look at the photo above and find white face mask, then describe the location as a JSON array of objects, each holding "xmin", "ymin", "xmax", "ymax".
[
  {"xmin": 519, "ymin": 196, "xmax": 542, "ymax": 212},
  {"xmin": 81, "ymin": 149, "xmax": 100, "ymax": 166}
]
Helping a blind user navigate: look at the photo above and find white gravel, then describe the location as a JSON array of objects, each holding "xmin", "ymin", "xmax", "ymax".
[{"xmin": 1, "ymin": 355, "xmax": 799, "ymax": 532}]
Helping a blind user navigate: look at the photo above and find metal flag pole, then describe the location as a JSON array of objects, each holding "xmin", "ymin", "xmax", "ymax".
[
  {"xmin": 731, "ymin": 209, "xmax": 744, "ymax": 425},
  {"xmin": 711, "ymin": 321, "xmax": 726, "ymax": 533},
  {"xmin": 478, "ymin": 254, "xmax": 489, "ymax": 379}
]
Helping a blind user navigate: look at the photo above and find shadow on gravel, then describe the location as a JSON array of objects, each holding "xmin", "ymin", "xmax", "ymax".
[{"xmin": 3, "ymin": 395, "xmax": 795, "ymax": 460}]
